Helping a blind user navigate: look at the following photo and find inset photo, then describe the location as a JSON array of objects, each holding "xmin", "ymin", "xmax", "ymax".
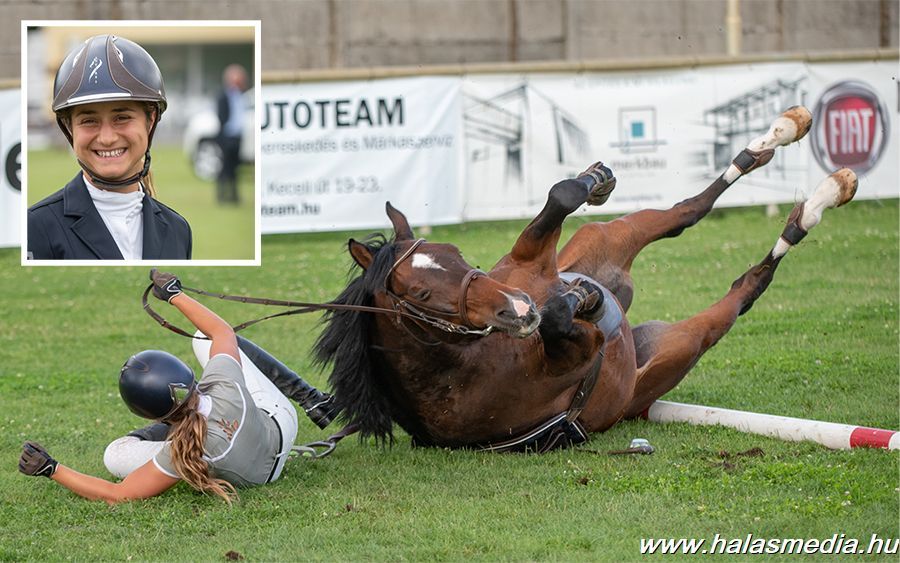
[{"xmin": 22, "ymin": 21, "xmax": 260, "ymax": 264}]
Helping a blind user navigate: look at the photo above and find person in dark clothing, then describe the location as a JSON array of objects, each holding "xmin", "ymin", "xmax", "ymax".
[
  {"xmin": 215, "ymin": 64, "xmax": 248, "ymax": 204},
  {"xmin": 27, "ymin": 34, "xmax": 191, "ymax": 261}
]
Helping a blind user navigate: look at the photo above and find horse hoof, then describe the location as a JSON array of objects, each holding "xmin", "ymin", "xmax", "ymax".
[
  {"xmin": 577, "ymin": 161, "xmax": 617, "ymax": 206},
  {"xmin": 748, "ymin": 106, "xmax": 812, "ymax": 151},
  {"xmin": 827, "ymin": 168, "xmax": 858, "ymax": 208},
  {"xmin": 781, "ymin": 106, "xmax": 812, "ymax": 143}
]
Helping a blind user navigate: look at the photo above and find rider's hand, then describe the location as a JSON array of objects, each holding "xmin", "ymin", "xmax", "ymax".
[
  {"xmin": 19, "ymin": 441, "xmax": 59, "ymax": 478},
  {"xmin": 150, "ymin": 269, "xmax": 183, "ymax": 303}
]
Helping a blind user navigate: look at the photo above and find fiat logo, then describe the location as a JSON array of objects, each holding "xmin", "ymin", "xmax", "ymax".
[{"xmin": 811, "ymin": 80, "xmax": 889, "ymax": 174}]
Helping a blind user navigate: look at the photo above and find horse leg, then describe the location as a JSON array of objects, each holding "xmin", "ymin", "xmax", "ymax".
[
  {"xmin": 621, "ymin": 168, "xmax": 857, "ymax": 419},
  {"xmin": 491, "ymin": 163, "xmax": 616, "ymax": 293},
  {"xmin": 558, "ymin": 106, "xmax": 812, "ymax": 312}
]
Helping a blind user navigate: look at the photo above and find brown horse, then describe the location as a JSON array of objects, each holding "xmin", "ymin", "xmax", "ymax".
[{"xmin": 315, "ymin": 106, "xmax": 858, "ymax": 451}]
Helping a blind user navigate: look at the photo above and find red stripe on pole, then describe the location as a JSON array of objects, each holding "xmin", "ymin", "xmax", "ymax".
[{"xmin": 849, "ymin": 427, "xmax": 896, "ymax": 449}]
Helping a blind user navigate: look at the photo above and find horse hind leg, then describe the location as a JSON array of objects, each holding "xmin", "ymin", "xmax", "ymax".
[
  {"xmin": 558, "ymin": 107, "xmax": 812, "ymax": 309},
  {"xmin": 621, "ymin": 168, "xmax": 858, "ymax": 418}
]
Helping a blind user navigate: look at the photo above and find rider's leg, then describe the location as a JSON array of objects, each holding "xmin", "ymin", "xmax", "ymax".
[
  {"xmin": 558, "ymin": 106, "xmax": 812, "ymax": 311},
  {"xmin": 621, "ymin": 168, "xmax": 857, "ymax": 418},
  {"xmin": 104, "ymin": 436, "xmax": 167, "ymax": 479}
]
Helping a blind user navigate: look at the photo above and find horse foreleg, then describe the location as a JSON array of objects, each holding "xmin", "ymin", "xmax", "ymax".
[
  {"xmin": 558, "ymin": 106, "xmax": 812, "ymax": 311},
  {"xmin": 621, "ymin": 169, "xmax": 857, "ymax": 418}
]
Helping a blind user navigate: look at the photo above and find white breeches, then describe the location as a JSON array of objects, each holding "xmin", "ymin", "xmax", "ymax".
[{"xmin": 104, "ymin": 336, "xmax": 299, "ymax": 482}]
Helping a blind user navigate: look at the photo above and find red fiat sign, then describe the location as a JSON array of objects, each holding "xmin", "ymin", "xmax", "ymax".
[{"xmin": 812, "ymin": 81, "xmax": 889, "ymax": 174}]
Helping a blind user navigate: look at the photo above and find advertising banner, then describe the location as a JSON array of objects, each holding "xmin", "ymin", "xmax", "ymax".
[
  {"xmin": 806, "ymin": 60, "xmax": 898, "ymax": 200},
  {"xmin": 0, "ymin": 88, "xmax": 21, "ymax": 248},
  {"xmin": 460, "ymin": 62, "xmax": 813, "ymax": 221},
  {"xmin": 260, "ymin": 77, "xmax": 462, "ymax": 233}
]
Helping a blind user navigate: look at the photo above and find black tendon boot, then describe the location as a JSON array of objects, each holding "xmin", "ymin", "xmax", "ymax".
[{"xmin": 237, "ymin": 336, "xmax": 338, "ymax": 429}]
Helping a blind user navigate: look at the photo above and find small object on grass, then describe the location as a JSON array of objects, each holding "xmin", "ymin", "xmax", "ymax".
[
  {"xmin": 608, "ymin": 438, "xmax": 655, "ymax": 455},
  {"xmin": 224, "ymin": 551, "xmax": 244, "ymax": 561}
]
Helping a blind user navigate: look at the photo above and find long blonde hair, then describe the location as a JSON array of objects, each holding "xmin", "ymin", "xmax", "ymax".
[{"xmin": 167, "ymin": 393, "xmax": 237, "ymax": 504}]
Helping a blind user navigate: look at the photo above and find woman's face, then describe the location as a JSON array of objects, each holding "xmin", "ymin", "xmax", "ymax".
[{"xmin": 69, "ymin": 100, "xmax": 154, "ymax": 184}]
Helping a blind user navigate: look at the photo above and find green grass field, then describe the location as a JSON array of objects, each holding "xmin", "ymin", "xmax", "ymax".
[
  {"xmin": 1, "ymin": 199, "xmax": 897, "ymax": 561},
  {"xmin": 27, "ymin": 146, "xmax": 256, "ymax": 261}
]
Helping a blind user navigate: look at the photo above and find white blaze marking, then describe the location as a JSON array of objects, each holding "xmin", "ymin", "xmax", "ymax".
[
  {"xmin": 411, "ymin": 254, "xmax": 446, "ymax": 270},
  {"xmin": 500, "ymin": 291, "xmax": 531, "ymax": 317},
  {"xmin": 511, "ymin": 299, "xmax": 531, "ymax": 316}
]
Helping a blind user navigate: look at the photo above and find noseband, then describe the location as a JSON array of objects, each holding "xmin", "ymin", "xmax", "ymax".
[{"xmin": 384, "ymin": 239, "xmax": 493, "ymax": 336}]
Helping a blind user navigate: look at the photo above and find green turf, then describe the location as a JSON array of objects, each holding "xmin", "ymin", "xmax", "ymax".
[
  {"xmin": 0, "ymin": 199, "xmax": 897, "ymax": 561},
  {"xmin": 26, "ymin": 146, "xmax": 256, "ymax": 261}
]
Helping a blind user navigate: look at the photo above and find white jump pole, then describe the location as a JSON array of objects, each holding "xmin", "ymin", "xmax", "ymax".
[{"xmin": 642, "ymin": 401, "xmax": 900, "ymax": 451}]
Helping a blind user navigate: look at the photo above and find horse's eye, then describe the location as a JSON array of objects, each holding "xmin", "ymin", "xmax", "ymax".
[{"xmin": 409, "ymin": 286, "xmax": 431, "ymax": 301}]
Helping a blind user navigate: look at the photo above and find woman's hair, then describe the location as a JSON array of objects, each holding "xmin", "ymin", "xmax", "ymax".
[{"xmin": 166, "ymin": 392, "xmax": 237, "ymax": 504}]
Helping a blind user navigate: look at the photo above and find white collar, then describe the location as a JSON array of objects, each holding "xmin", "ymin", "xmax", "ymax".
[{"xmin": 84, "ymin": 177, "xmax": 144, "ymax": 220}]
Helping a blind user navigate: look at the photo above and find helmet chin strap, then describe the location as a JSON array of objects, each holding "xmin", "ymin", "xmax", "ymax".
[{"xmin": 77, "ymin": 150, "xmax": 151, "ymax": 190}]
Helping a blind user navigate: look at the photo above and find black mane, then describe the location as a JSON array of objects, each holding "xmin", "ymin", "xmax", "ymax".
[{"xmin": 313, "ymin": 234, "xmax": 398, "ymax": 443}]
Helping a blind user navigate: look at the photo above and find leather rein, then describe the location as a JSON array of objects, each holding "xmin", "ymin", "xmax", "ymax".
[{"xmin": 142, "ymin": 238, "xmax": 493, "ymax": 340}]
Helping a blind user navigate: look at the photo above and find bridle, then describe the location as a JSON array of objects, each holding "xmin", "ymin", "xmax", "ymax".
[
  {"xmin": 143, "ymin": 238, "xmax": 494, "ymax": 339},
  {"xmin": 382, "ymin": 238, "xmax": 493, "ymax": 337}
]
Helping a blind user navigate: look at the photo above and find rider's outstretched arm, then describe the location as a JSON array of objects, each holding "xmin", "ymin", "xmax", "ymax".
[{"xmin": 149, "ymin": 269, "xmax": 240, "ymax": 364}]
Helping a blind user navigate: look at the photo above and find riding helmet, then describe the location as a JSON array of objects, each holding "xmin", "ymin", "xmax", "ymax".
[
  {"xmin": 52, "ymin": 35, "xmax": 167, "ymax": 186},
  {"xmin": 119, "ymin": 350, "xmax": 196, "ymax": 421}
]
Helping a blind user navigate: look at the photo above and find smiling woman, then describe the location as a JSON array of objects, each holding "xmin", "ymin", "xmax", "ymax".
[{"xmin": 27, "ymin": 34, "xmax": 192, "ymax": 261}]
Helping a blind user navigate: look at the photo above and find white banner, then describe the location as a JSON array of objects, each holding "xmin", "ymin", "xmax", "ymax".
[
  {"xmin": 460, "ymin": 60, "xmax": 897, "ymax": 221},
  {"xmin": 0, "ymin": 89, "xmax": 21, "ymax": 248},
  {"xmin": 260, "ymin": 77, "xmax": 462, "ymax": 233}
]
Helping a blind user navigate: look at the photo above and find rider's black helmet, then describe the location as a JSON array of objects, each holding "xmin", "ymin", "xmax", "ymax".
[
  {"xmin": 119, "ymin": 350, "xmax": 196, "ymax": 421},
  {"xmin": 52, "ymin": 35, "xmax": 167, "ymax": 187}
]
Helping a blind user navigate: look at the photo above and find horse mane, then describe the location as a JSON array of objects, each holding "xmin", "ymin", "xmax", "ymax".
[{"xmin": 313, "ymin": 234, "xmax": 398, "ymax": 444}]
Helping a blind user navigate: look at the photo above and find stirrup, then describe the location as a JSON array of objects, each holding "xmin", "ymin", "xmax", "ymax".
[{"xmin": 290, "ymin": 440, "xmax": 337, "ymax": 460}]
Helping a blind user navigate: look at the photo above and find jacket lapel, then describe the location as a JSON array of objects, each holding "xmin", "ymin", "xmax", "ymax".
[
  {"xmin": 63, "ymin": 175, "xmax": 124, "ymax": 260},
  {"xmin": 141, "ymin": 195, "xmax": 169, "ymax": 260}
]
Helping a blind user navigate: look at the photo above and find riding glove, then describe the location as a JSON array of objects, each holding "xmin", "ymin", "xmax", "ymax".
[
  {"xmin": 19, "ymin": 441, "xmax": 59, "ymax": 478},
  {"xmin": 150, "ymin": 269, "xmax": 183, "ymax": 303}
]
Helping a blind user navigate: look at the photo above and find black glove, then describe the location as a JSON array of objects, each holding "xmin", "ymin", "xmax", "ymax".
[
  {"xmin": 150, "ymin": 269, "xmax": 183, "ymax": 303},
  {"xmin": 19, "ymin": 441, "xmax": 58, "ymax": 478}
]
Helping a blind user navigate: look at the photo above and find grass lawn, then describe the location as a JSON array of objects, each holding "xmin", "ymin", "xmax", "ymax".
[
  {"xmin": 0, "ymin": 198, "xmax": 897, "ymax": 561},
  {"xmin": 26, "ymin": 146, "xmax": 256, "ymax": 261}
]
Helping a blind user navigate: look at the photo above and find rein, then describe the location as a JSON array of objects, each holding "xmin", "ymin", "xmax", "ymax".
[{"xmin": 142, "ymin": 239, "xmax": 493, "ymax": 339}]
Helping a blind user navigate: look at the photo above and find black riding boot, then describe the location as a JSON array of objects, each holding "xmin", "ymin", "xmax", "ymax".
[{"xmin": 237, "ymin": 336, "xmax": 338, "ymax": 429}]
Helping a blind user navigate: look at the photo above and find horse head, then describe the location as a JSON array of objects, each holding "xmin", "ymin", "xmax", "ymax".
[{"xmin": 349, "ymin": 203, "xmax": 541, "ymax": 338}]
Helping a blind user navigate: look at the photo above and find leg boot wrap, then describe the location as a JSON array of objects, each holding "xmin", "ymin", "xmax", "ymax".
[{"xmin": 237, "ymin": 336, "xmax": 338, "ymax": 429}]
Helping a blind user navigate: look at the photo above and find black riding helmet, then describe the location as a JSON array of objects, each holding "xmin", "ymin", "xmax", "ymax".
[
  {"xmin": 119, "ymin": 350, "xmax": 196, "ymax": 421},
  {"xmin": 52, "ymin": 34, "xmax": 167, "ymax": 189}
]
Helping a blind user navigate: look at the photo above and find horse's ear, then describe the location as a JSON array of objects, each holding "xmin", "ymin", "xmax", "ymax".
[
  {"xmin": 386, "ymin": 202, "xmax": 414, "ymax": 241},
  {"xmin": 348, "ymin": 239, "xmax": 373, "ymax": 270}
]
